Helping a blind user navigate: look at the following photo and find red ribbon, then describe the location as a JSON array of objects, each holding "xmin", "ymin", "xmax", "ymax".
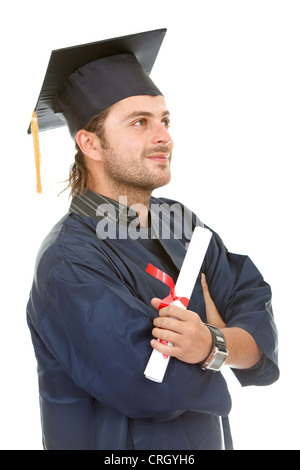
[
  {"xmin": 145, "ymin": 263, "xmax": 189, "ymax": 310},
  {"xmin": 146, "ymin": 263, "xmax": 189, "ymax": 358}
]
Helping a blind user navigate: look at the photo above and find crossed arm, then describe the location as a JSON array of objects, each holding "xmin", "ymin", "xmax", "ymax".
[{"xmin": 150, "ymin": 273, "xmax": 263, "ymax": 370}]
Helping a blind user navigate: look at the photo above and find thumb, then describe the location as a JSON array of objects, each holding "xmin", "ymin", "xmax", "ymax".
[{"xmin": 151, "ymin": 297, "xmax": 162, "ymax": 310}]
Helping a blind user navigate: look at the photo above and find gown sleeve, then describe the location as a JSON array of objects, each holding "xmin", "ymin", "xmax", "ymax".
[{"xmin": 202, "ymin": 229, "xmax": 279, "ymax": 387}]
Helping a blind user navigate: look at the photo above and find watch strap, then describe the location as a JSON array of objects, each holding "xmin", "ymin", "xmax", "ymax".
[
  {"xmin": 205, "ymin": 324, "xmax": 227, "ymax": 352},
  {"xmin": 200, "ymin": 323, "xmax": 228, "ymax": 371}
]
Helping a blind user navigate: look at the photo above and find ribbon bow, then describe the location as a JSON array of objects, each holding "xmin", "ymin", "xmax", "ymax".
[{"xmin": 145, "ymin": 263, "xmax": 189, "ymax": 310}]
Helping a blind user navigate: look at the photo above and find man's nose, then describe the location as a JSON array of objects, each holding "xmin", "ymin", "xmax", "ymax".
[{"xmin": 152, "ymin": 123, "xmax": 173, "ymax": 146}]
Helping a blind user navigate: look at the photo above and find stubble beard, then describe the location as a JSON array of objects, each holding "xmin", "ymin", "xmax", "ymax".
[{"xmin": 101, "ymin": 145, "xmax": 172, "ymax": 200}]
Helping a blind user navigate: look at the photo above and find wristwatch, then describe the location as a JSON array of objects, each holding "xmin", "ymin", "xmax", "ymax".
[{"xmin": 201, "ymin": 324, "xmax": 229, "ymax": 371}]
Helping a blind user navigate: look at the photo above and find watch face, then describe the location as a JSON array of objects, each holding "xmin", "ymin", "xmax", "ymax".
[
  {"xmin": 205, "ymin": 347, "xmax": 228, "ymax": 371},
  {"xmin": 211, "ymin": 354, "xmax": 226, "ymax": 370}
]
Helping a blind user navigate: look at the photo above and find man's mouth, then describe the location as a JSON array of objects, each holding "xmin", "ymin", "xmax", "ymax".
[
  {"xmin": 147, "ymin": 153, "xmax": 170, "ymax": 162},
  {"xmin": 143, "ymin": 145, "xmax": 171, "ymax": 163}
]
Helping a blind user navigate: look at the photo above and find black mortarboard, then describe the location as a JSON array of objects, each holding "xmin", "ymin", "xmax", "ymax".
[{"xmin": 28, "ymin": 28, "xmax": 166, "ymax": 139}]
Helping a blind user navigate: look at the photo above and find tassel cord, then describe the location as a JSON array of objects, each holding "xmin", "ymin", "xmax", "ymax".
[{"xmin": 31, "ymin": 111, "xmax": 42, "ymax": 193}]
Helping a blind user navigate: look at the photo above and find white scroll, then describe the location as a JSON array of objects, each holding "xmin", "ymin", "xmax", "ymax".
[{"xmin": 144, "ymin": 226, "xmax": 212, "ymax": 383}]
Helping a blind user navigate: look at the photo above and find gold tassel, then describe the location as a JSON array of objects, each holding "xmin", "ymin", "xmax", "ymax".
[{"xmin": 31, "ymin": 111, "xmax": 42, "ymax": 193}]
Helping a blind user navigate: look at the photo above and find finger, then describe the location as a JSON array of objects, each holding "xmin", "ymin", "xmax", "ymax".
[
  {"xmin": 201, "ymin": 273, "xmax": 226, "ymax": 329},
  {"xmin": 153, "ymin": 315, "xmax": 181, "ymax": 329},
  {"xmin": 151, "ymin": 297, "xmax": 162, "ymax": 310},
  {"xmin": 201, "ymin": 273, "xmax": 212, "ymax": 300},
  {"xmin": 150, "ymin": 338, "xmax": 176, "ymax": 358},
  {"xmin": 151, "ymin": 298, "xmax": 190, "ymax": 320},
  {"xmin": 201, "ymin": 273, "xmax": 217, "ymax": 308},
  {"xmin": 157, "ymin": 304, "xmax": 191, "ymax": 321},
  {"xmin": 153, "ymin": 314, "xmax": 185, "ymax": 335},
  {"xmin": 152, "ymin": 326, "xmax": 179, "ymax": 344}
]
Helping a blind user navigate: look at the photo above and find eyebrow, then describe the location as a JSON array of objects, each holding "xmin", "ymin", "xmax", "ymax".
[{"xmin": 123, "ymin": 110, "xmax": 170, "ymax": 121}]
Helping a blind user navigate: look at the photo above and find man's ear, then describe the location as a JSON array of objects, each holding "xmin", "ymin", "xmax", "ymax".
[{"xmin": 76, "ymin": 130, "xmax": 102, "ymax": 161}]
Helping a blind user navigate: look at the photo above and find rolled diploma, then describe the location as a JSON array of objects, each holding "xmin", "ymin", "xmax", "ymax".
[{"xmin": 144, "ymin": 226, "xmax": 212, "ymax": 383}]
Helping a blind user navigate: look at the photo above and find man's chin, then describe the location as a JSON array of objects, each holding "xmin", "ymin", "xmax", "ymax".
[{"xmin": 151, "ymin": 173, "xmax": 171, "ymax": 191}]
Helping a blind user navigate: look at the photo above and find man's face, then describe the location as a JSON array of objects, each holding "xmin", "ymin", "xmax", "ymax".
[{"xmin": 98, "ymin": 95, "xmax": 173, "ymax": 193}]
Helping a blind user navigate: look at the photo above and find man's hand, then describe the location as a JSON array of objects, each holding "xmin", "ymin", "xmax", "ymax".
[
  {"xmin": 150, "ymin": 272, "xmax": 226, "ymax": 364},
  {"xmin": 150, "ymin": 298, "xmax": 213, "ymax": 364}
]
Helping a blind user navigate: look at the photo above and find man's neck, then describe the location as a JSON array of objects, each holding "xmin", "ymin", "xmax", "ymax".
[{"xmin": 88, "ymin": 182, "xmax": 151, "ymax": 227}]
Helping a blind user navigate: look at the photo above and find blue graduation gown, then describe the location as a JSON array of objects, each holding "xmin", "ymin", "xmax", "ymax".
[{"xmin": 26, "ymin": 194, "xmax": 279, "ymax": 450}]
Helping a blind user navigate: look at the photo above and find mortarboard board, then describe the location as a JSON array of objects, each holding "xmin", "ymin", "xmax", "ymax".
[{"xmin": 28, "ymin": 28, "xmax": 167, "ymax": 193}]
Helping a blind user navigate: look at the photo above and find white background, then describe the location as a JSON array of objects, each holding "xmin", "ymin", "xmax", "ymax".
[{"xmin": 1, "ymin": 0, "xmax": 299, "ymax": 450}]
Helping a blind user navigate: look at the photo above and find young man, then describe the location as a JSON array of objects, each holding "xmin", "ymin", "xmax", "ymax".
[{"xmin": 27, "ymin": 29, "xmax": 279, "ymax": 450}]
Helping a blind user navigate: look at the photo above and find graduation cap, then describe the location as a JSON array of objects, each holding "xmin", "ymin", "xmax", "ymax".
[{"xmin": 29, "ymin": 28, "xmax": 167, "ymax": 193}]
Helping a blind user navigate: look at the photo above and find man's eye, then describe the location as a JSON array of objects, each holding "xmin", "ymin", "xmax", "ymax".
[
  {"xmin": 133, "ymin": 119, "xmax": 147, "ymax": 126},
  {"xmin": 162, "ymin": 119, "xmax": 170, "ymax": 128}
]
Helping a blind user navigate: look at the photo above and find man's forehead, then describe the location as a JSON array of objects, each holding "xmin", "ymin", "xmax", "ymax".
[{"xmin": 110, "ymin": 95, "xmax": 169, "ymax": 120}]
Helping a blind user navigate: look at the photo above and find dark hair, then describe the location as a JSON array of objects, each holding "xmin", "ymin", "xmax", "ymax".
[{"xmin": 64, "ymin": 108, "xmax": 110, "ymax": 198}]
